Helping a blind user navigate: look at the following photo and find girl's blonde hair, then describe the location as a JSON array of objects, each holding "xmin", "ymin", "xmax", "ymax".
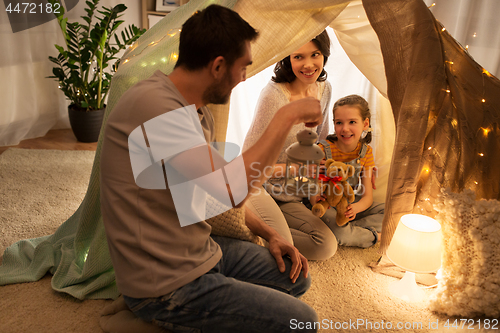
[{"xmin": 326, "ymin": 94, "xmax": 372, "ymax": 144}]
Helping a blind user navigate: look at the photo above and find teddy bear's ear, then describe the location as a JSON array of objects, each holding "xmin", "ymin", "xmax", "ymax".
[
  {"xmin": 347, "ymin": 164, "xmax": 355, "ymax": 177},
  {"xmin": 325, "ymin": 159, "xmax": 335, "ymax": 169}
]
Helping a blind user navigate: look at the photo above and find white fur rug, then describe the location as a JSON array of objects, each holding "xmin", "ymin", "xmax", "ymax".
[{"xmin": 0, "ymin": 148, "xmax": 493, "ymax": 333}]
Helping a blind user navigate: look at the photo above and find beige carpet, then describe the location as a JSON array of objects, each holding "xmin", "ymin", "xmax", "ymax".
[{"xmin": 0, "ymin": 148, "xmax": 490, "ymax": 333}]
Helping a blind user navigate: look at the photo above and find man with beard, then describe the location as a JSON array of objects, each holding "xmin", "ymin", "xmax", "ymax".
[{"xmin": 100, "ymin": 5, "xmax": 322, "ymax": 333}]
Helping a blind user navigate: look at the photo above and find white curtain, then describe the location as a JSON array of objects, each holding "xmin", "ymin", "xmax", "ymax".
[
  {"xmin": 424, "ymin": 0, "xmax": 500, "ymax": 78},
  {"xmin": 0, "ymin": 0, "xmax": 141, "ymax": 147}
]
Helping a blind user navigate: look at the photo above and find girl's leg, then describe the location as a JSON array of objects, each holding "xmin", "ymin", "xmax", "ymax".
[
  {"xmin": 277, "ymin": 201, "xmax": 337, "ymax": 260},
  {"xmin": 350, "ymin": 201, "xmax": 384, "ymax": 232},
  {"xmin": 321, "ymin": 207, "xmax": 378, "ymax": 248}
]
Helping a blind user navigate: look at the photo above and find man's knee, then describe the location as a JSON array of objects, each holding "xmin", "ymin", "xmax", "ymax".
[
  {"xmin": 287, "ymin": 302, "xmax": 319, "ymax": 333},
  {"xmin": 288, "ymin": 267, "xmax": 313, "ymax": 298}
]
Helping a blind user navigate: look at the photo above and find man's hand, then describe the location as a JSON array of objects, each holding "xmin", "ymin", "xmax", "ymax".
[
  {"xmin": 281, "ymin": 97, "xmax": 322, "ymax": 128},
  {"xmin": 267, "ymin": 233, "xmax": 309, "ymax": 283},
  {"xmin": 244, "ymin": 206, "xmax": 308, "ymax": 283}
]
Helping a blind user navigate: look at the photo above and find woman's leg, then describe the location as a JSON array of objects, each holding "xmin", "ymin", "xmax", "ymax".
[
  {"xmin": 246, "ymin": 186, "xmax": 294, "ymax": 245},
  {"xmin": 277, "ymin": 201, "xmax": 337, "ymax": 260}
]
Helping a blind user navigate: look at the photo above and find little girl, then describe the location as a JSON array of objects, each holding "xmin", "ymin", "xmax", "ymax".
[{"xmin": 313, "ymin": 94, "xmax": 384, "ymax": 248}]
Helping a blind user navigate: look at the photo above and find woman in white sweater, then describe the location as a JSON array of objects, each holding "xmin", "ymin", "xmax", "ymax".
[{"xmin": 243, "ymin": 30, "xmax": 337, "ymax": 260}]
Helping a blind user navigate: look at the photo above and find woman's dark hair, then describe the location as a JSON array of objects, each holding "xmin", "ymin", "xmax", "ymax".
[
  {"xmin": 175, "ymin": 5, "xmax": 259, "ymax": 70},
  {"xmin": 272, "ymin": 30, "xmax": 331, "ymax": 83},
  {"xmin": 327, "ymin": 94, "xmax": 372, "ymax": 144}
]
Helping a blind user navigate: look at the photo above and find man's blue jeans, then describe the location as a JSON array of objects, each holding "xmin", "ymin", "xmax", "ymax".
[{"xmin": 123, "ymin": 235, "xmax": 318, "ymax": 332}]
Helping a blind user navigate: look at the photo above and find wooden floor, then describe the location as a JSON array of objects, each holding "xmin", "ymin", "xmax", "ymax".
[{"xmin": 0, "ymin": 129, "xmax": 98, "ymax": 155}]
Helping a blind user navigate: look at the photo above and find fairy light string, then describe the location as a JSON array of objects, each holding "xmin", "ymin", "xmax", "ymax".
[{"xmin": 416, "ymin": 1, "xmax": 497, "ymax": 212}]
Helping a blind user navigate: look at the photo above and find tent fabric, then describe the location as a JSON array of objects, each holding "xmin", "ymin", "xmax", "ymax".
[
  {"xmin": 364, "ymin": 0, "xmax": 500, "ymax": 251},
  {"xmin": 0, "ymin": 0, "xmax": 499, "ymax": 302}
]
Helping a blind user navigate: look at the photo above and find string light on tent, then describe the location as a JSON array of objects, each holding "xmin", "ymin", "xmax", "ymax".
[
  {"xmin": 118, "ymin": 28, "xmax": 183, "ymax": 70},
  {"xmin": 428, "ymin": 3, "xmax": 436, "ymax": 8},
  {"xmin": 479, "ymin": 153, "xmax": 484, "ymax": 157},
  {"xmin": 171, "ymin": 52, "xmax": 178, "ymax": 60},
  {"xmin": 473, "ymin": 32, "xmax": 477, "ymax": 38},
  {"xmin": 481, "ymin": 99, "xmax": 486, "ymax": 103}
]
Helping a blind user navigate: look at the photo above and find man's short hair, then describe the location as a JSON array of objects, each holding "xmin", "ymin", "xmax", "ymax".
[{"xmin": 175, "ymin": 5, "xmax": 259, "ymax": 70}]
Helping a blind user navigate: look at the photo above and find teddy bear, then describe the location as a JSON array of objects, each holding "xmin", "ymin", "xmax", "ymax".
[{"xmin": 311, "ymin": 159, "xmax": 355, "ymax": 226}]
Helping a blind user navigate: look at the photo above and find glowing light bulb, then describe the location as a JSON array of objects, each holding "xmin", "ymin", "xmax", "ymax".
[
  {"xmin": 479, "ymin": 153, "xmax": 484, "ymax": 156},
  {"xmin": 482, "ymin": 99, "xmax": 486, "ymax": 103},
  {"xmin": 124, "ymin": 59, "xmax": 129, "ymax": 64},
  {"xmin": 441, "ymin": 27, "xmax": 446, "ymax": 32},
  {"xmin": 474, "ymin": 181, "xmax": 478, "ymax": 185},
  {"xmin": 483, "ymin": 69, "xmax": 491, "ymax": 76},
  {"xmin": 466, "ymin": 45, "xmax": 469, "ymax": 50},
  {"xmin": 482, "ymin": 128, "xmax": 490, "ymax": 135},
  {"xmin": 429, "ymin": 3, "xmax": 436, "ymax": 7},
  {"xmin": 446, "ymin": 89, "xmax": 450, "ymax": 93},
  {"xmin": 428, "ymin": 147, "xmax": 432, "ymax": 150},
  {"xmin": 473, "ymin": 32, "xmax": 477, "ymax": 37}
]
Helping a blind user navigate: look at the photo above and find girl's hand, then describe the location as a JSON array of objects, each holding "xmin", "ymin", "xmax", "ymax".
[
  {"xmin": 371, "ymin": 166, "xmax": 377, "ymax": 189},
  {"xmin": 345, "ymin": 204, "xmax": 358, "ymax": 220}
]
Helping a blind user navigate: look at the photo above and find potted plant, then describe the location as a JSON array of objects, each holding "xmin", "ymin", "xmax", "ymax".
[{"xmin": 47, "ymin": 0, "xmax": 145, "ymax": 142}]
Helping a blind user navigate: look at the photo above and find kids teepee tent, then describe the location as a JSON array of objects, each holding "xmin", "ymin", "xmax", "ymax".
[{"xmin": 1, "ymin": 0, "xmax": 499, "ymax": 316}]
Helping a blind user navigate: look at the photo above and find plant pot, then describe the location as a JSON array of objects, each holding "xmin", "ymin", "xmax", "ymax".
[{"xmin": 68, "ymin": 105, "xmax": 105, "ymax": 143}]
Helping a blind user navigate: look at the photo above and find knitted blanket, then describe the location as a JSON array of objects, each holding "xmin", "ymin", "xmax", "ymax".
[{"xmin": 430, "ymin": 188, "xmax": 500, "ymax": 318}]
